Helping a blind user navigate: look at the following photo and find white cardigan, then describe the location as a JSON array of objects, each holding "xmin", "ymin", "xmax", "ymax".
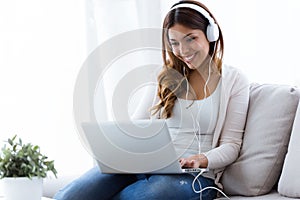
[{"xmin": 132, "ymin": 64, "xmax": 249, "ymax": 187}]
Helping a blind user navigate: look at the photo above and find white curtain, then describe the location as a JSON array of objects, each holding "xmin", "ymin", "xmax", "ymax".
[{"xmin": 85, "ymin": 0, "xmax": 172, "ymax": 122}]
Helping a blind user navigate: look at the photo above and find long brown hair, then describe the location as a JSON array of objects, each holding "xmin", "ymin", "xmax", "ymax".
[{"xmin": 151, "ymin": 0, "xmax": 224, "ymax": 118}]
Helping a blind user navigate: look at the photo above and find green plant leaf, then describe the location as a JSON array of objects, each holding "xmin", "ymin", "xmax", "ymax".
[
  {"xmin": 0, "ymin": 135, "xmax": 58, "ymax": 179},
  {"xmin": 8, "ymin": 139, "xmax": 13, "ymax": 146},
  {"xmin": 33, "ymin": 145, "xmax": 39, "ymax": 151}
]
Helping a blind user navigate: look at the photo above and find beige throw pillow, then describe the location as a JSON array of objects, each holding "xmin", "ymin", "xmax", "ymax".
[
  {"xmin": 221, "ymin": 84, "xmax": 300, "ymax": 196},
  {"xmin": 278, "ymin": 100, "xmax": 300, "ymax": 198}
]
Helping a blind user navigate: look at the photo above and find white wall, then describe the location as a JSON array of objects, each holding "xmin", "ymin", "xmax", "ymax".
[{"xmin": 202, "ymin": 0, "xmax": 300, "ymax": 86}]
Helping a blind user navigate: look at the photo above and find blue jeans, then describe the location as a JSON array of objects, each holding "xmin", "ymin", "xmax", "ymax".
[{"xmin": 54, "ymin": 167, "xmax": 217, "ymax": 200}]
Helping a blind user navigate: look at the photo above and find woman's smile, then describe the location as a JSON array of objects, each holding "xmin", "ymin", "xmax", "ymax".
[{"xmin": 182, "ymin": 52, "xmax": 197, "ymax": 63}]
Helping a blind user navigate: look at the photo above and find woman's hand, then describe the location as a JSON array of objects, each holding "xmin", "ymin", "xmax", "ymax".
[{"xmin": 179, "ymin": 154, "xmax": 208, "ymax": 168}]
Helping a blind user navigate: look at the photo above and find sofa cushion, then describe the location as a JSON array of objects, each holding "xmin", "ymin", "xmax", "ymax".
[
  {"xmin": 278, "ymin": 100, "xmax": 300, "ymax": 198},
  {"xmin": 221, "ymin": 83, "xmax": 300, "ymax": 196}
]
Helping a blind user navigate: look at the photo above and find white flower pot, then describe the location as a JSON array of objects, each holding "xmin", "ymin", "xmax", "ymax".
[{"xmin": 2, "ymin": 177, "xmax": 43, "ymax": 200}]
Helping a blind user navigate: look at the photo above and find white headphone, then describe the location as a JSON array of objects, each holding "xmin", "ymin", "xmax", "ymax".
[{"xmin": 170, "ymin": 3, "xmax": 219, "ymax": 42}]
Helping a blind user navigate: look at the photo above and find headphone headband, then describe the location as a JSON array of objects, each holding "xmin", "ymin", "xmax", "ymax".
[{"xmin": 170, "ymin": 3, "xmax": 219, "ymax": 42}]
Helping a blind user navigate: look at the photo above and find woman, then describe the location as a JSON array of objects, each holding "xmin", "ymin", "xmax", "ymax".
[{"xmin": 54, "ymin": 1, "xmax": 249, "ymax": 199}]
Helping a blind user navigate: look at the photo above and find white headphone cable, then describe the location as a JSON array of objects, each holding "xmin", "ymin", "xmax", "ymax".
[
  {"xmin": 182, "ymin": 42, "xmax": 228, "ymax": 199},
  {"xmin": 190, "ymin": 42, "xmax": 230, "ymax": 199},
  {"xmin": 192, "ymin": 169, "xmax": 230, "ymax": 199}
]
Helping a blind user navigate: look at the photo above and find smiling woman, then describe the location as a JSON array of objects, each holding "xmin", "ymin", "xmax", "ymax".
[
  {"xmin": 1, "ymin": 0, "xmax": 300, "ymax": 198},
  {"xmin": 54, "ymin": 1, "xmax": 249, "ymax": 199}
]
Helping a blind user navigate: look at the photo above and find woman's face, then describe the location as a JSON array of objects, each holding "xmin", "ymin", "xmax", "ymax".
[{"xmin": 168, "ymin": 24, "xmax": 210, "ymax": 70}]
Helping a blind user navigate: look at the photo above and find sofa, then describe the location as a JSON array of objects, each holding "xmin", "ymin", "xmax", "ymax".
[
  {"xmin": 215, "ymin": 83, "xmax": 300, "ymax": 199},
  {"xmin": 42, "ymin": 83, "xmax": 300, "ymax": 199}
]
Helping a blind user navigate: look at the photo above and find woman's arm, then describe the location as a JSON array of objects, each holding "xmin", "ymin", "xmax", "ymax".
[
  {"xmin": 180, "ymin": 71, "xmax": 249, "ymax": 169},
  {"xmin": 205, "ymin": 72, "xmax": 249, "ymax": 169}
]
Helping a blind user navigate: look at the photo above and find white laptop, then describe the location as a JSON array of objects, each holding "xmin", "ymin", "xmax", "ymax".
[{"xmin": 81, "ymin": 119, "xmax": 207, "ymax": 174}]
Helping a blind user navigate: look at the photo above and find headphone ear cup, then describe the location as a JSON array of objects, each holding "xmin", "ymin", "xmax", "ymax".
[{"xmin": 206, "ymin": 23, "xmax": 219, "ymax": 42}]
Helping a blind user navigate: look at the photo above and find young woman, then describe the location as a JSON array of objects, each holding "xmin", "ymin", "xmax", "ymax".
[{"xmin": 54, "ymin": 1, "xmax": 249, "ymax": 199}]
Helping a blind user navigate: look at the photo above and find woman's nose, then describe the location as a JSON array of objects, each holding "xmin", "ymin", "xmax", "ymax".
[{"xmin": 179, "ymin": 43, "xmax": 190, "ymax": 55}]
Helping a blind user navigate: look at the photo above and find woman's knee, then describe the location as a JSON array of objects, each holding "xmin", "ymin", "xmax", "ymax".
[
  {"xmin": 54, "ymin": 168, "xmax": 138, "ymax": 200},
  {"xmin": 114, "ymin": 175, "xmax": 194, "ymax": 199}
]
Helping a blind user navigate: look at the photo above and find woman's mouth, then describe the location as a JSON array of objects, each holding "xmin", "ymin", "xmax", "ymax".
[{"xmin": 183, "ymin": 53, "xmax": 196, "ymax": 63}]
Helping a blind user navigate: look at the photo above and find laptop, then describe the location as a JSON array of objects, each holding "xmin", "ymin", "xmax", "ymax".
[{"xmin": 81, "ymin": 119, "xmax": 207, "ymax": 174}]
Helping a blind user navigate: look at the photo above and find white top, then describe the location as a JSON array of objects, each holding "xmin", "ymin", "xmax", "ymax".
[
  {"xmin": 167, "ymin": 81, "xmax": 221, "ymax": 179},
  {"xmin": 167, "ymin": 80, "xmax": 221, "ymax": 158}
]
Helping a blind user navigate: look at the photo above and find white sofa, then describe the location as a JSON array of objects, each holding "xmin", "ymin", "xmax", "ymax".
[
  {"xmin": 43, "ymin": 83, "xmax": 300, "ymax": 199},
  {"xmin": 216, "ymin": 83, "xmax": 300, "ymax": 199}
]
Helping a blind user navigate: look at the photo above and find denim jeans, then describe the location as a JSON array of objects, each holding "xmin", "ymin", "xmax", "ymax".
[{"xmin": 54, "ymin": 167, "xmax": 217, "ymax": 200}]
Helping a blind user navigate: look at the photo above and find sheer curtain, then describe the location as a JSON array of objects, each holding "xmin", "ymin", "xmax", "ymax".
[{"xmin": 86, "ymin": 0, "xmax": 170, "ymax": 122}]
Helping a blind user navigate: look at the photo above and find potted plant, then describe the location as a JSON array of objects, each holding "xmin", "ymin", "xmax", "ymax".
[{"xmin": 0, "ymin": 135, "xmax": 57, "ymax": 200}]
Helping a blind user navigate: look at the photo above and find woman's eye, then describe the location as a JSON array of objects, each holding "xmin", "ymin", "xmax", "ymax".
[
  {"xmin": 170, "ymin": 41, "xmax": 179, "ymax": 46},
  {"xmin": 186, "ymin": 37, "xmax": 196, "ymax": 43}
]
